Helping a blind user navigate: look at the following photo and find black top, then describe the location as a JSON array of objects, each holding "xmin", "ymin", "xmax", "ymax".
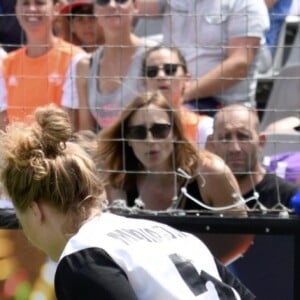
[
  {"xmin": 126, "ymin": 179, "xmax": 205, "ymax": 210},
  {"xmin": 243, "ymin": 173, "xmax": 298, "ymax": 208},
  {"xmin": 126, "ymin": 173, "xmax": 299, "ymax": 211},
  {"xmin": 55, "ymin": 248, "xmax": 138, "ymax": 300}
]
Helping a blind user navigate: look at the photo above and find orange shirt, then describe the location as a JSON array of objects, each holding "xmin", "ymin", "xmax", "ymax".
[
  {"xmin": 2, "ymin": 39, "xmax": 83, "ymax": 123},
  {"xmin": 179, "ymin": 106, "xmax": 210, "ymax": 145}
]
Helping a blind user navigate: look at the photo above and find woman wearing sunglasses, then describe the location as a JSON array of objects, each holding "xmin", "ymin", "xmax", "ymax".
[
  {"xmin": 142, "ymin": 45, "xmax": 213, "ymax": 149},
  {"xmin": 96, "ymin": 91, "xmax": 245, "ymax": 212},
  {"xmin": 73, "ymin": 0, "xmax": 150, "ymax": 130}
]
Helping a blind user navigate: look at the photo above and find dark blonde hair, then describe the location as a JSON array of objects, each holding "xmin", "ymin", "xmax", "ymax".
[
  {"xmin": 95, "ymin": 91, "xmax": 200, "ymax": 190},
  {"xmin": 0, "ymin": 105, "xmax": 104, "ymax": 230}
]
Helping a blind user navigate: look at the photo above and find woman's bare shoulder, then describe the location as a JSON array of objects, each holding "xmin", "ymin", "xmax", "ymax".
[{"xmin": 198, "ymin": 150, "xmax": 229, "ymax": 174}]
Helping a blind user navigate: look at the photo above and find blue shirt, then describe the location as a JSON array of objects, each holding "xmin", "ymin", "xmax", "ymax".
[{"xmin": 266, "ymin": 0, "xmax": 293, "ymax": 55}]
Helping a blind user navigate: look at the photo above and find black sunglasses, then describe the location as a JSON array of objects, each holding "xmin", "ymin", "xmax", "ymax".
[
  {"xmin": 126, "ymin": 123, "xmax": 172, "ymax": 140},
  {"xmin": 145, "ymin": 63, "xmax": 183, "ymax": 78},
  {"xmin": 96, "ymin": 0, "xmax": 128, "ymax": 6}
]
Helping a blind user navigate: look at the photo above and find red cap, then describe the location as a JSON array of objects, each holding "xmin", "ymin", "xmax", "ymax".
[{"xmin": 60, "ymin": 0, "xmax": 94, "ymax": 15}]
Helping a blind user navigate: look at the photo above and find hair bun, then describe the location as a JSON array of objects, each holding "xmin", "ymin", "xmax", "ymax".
[{"xmin": 35, "ymin": 104, "xmax": 72, "ymax": 155}]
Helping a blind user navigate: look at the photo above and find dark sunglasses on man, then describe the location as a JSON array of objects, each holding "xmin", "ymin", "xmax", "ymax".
[
  {"xmin": 126, "ymin": 123, "xmax": 172, "ymax": 140},
  {"xmin": 95, "ymin": 0, "xmax": 129, "ymax": 6},
  {"xmin": 145, "ymin": 63, "xmax": 184, "ymax": 78}
]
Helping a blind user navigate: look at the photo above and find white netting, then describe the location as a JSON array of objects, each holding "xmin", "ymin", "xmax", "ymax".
[{"xmin": 0, "ymin": 0, "xmax": 300, "ymax": 218}]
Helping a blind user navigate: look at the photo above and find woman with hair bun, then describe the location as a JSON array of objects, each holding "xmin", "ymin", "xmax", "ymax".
[{"xmin": 0, "ymin": 104, "xmax": 251, "ymax": 300}]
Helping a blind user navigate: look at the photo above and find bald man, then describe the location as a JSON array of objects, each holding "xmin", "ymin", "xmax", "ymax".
[{"xmin": 208, "ymin": 104, "xmax": 298, "ymax": 209}]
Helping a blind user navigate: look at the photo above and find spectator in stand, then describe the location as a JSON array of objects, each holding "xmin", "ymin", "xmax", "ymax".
[
  {"xmin": 0, "ymin": 104, "xmax": 254, "ymax": 300},
  {"xmin": 208, "ymin": 103, "xmax": 300, "ymax": 300},
  {"xmin": 208, "ymin": 104, "xmax": 298, "ymax": 209},
  {"xmin": 142, "ymin": 45, "xmax": 213, "ymax": 148},
  {"xmin": 74, "ymin": 0, "xmax": 152, "ymax": 131},
  {"xmin": 96, "ymin": 91, "xmax": 245, "ymax": 214},
  {"xmin": 138, "ymin": 0, "xmax": 270, "ymax": 116},
  {"xmin": 58, "ymin": 0, "xmax": 105, "ymax": 53},
  {"xmin": 0, "ymin": 0, "xmax": 86, "ymax": 130},
  {"xmin": 0, "ymin": 0, "xmax": 25, "ymax": 52}
]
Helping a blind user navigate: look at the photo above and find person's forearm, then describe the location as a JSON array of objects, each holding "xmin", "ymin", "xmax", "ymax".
[
  {"xmin": 183, "ymin": 57, "xmax": 250, "ymax": 101},
  {"xmin": 137, "ymin": 0, "xmax": 164, "ymax": 16},
  {"xmin": 183, "ymin": 36, "xmax": 260, "ymax": 101}
]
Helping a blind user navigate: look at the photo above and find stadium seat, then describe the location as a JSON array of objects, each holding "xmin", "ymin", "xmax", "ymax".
[
  {"xmin": 285, "ymin": 20, "xmax": 300, "ymax": 67},
  {"xmin": 272, "ymin": 15, "xmax": 300, "ymax": 73},
  {"xmin": 259, "ymin": 64, "xmax": 300, "ymax": 131}
]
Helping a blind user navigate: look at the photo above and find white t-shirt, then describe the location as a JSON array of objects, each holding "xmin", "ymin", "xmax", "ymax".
[
  {"xmin": 159, "ymin": 0, "xmax": 270, "ymax": 105},
  {"xmin": 61, "ymin": 53, "xmax": 89, "ymax": 109}
]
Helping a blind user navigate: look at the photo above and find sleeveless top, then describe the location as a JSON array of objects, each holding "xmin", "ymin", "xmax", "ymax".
[
  {"xmin": 88, "ymin": 46, "xmax": 145, "ymax": 129},
  {"xmin": 126, "ymin": 179, "xmax": 207, "ymax": 211}
]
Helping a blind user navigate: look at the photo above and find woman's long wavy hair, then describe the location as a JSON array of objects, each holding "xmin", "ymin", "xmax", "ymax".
[{"xmin": 95, "ymin": 91, "xmax": 202, "ymax": 191}]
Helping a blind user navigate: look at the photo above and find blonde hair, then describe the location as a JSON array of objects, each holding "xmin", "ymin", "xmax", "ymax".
[
  {"xmin": 95, "ymin": 91, "xmax": 201, "ymax": 190},
  {"xmin": 0, "ymin": 105, "xmax": 104, "ymax": 230}
]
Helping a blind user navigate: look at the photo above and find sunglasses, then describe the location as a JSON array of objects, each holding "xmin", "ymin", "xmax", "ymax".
[
  {"xmin": 145, "ymin": 63, "xmax": 183, "ymax": 78},
  {"xmin": 96, "ymin": 0, "xmax": 128, "ymax": 6},
  {"xmin": 126, "ymin": 123, "xmax": 172, "ymax": 140}
]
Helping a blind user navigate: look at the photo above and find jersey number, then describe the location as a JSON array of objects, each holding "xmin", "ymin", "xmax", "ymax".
[{"xmin": 169, "ymin": 253, "xmax": 236, "ymax": 299}]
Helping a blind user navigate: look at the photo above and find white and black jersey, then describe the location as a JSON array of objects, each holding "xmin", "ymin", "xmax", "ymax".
[{"xmin": 55, "ymin": 213, "xmax": 249, "ymax": 300}]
